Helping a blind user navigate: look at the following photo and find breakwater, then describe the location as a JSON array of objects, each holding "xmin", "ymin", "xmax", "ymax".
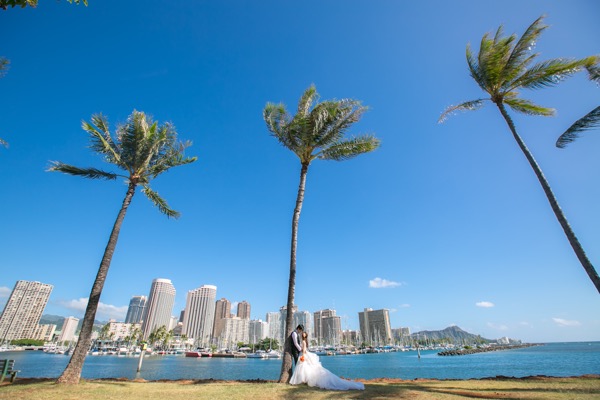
[{"xmin": 438, "ymin": 343, "xmax": 541, "ymax": 356}]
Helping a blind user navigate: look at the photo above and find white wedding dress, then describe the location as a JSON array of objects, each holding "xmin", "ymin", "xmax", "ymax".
[{"xmin": 290, "ymin": 350, "xmax": 365, "ymax": 391}]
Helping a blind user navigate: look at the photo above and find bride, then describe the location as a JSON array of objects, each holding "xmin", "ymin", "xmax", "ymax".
[{"xmin": 289, "ymin": 332, "xmax": 365, "ymax": 391}]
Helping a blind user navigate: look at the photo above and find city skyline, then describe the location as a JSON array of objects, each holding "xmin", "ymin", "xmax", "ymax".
[{"xmin": 1, "ymin": 1, "xmax": 599, "ymax": 344}]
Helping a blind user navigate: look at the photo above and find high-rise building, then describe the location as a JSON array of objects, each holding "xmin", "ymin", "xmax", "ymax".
[
  {"xmin": 0, "ymin": 280, "xmax": 53, "ymax": 342},
  {"xmin": 236, "ymin": 300, "xmax": 251, "ymax": 319},
  {"xmin": 266, "ymin": 311, "xmax": 281, "ymax": 343},
  {"xmin": 392, "ymin": 327, "xmax": 411, "ymax": 344},
  {"xmin": 34, "ymin": 324, "xmax": 56, "ymax": 342},
  {"xmin": 314, "ymin": 309, "xmax": 342, "ymax": 346},
  {"xmin": 358, "ymin": 308, "xmax": 392, "ymax": 345},
  {"xmin": 248, "ymin": 319, "xmax": 268, "ymax": 344},
  {"xmin": 274, "ymin": 305, "xmax": 312, "ymax": 345},
  {"xmin": 294, "ymin": 310, "xmax": 312, "ymax": 340},
  {"xmin": 142, "ymin": 279, "xmax": 176, "ymax": 339},
  {"xmin": 125, "ymin": 295, "xmax": 147, "ymax": 324},
  {"xmin": 182, "ymin": 285, "xmax": 217, "ymax": 347},
  {"xmin": 105, "ymin": 321, "xmax": 142, "ymax": 341},
  {"xmin": 216, "ymin": 316, "xmax": 249, "ymax": 349},
  {"xmin": 212, "ymin": 298, "xmax": 231, "ymax": 339},
  {"xmin": 58, "ymin": 316, "xmax": 79, "ymax": 343}
]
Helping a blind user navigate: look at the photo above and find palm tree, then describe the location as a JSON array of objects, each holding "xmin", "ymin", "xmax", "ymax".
[
  {"xmin": 556, "ymin": 62, "xmax": 600, "ymax": 147},
  {"xmin": 1, "ymin": 57, "xmax": 9, "ymax": 149},
  {"xmin": 0, "ymin": 0, "xmax": 86, "ymax": 10},
  {"xmin": 439, "ymin": 16, "xmax": 600, "ymax": 293},
  {"xmin": 264, "ymin": 85, "xmax": 380, "ymax": 383},
  {"xmin": 49, "ymin": 110, "xmax": 196, "ymax": 384}
]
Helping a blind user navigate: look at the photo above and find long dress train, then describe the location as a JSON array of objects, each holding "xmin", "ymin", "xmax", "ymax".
[{"xmin": 290, "ymin": 350, "xmax": 365, "ymax": 391}]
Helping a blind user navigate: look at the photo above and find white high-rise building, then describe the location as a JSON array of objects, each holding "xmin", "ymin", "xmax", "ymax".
[
  {"xmin": 182, "ymin": 285, "xmax": 217, "ymax": 347},
  {"xmin": 106, "ymin": 321, "xmax": 142, "ymax": 341},
  {"xmin": 314, "ymin": 309, "xmax": 342, "ymax": 346},
  {"xmin": 0, "ymin": 280, "xmax": 53, "ymax": 342},
  {"xmin": 248, "ymin": 319, "xmax": 268, "ymax": 344},
  {"xmin": 216, "ymin": 316, "xmax": 249, "ymax": 349},
  {"xmin": 58, "ymin": 316, "xmax": 79, "ymax": 343},
  {"xmin": 266, "ymin": 312, "xmax": 281, "ymax": 343},
  {"xmin": 142, "ymin": 279, "xmax": 176, "ymax": 339},
  {"xmin": 34, "ymin": 324, "xmax": 56, "ymax": 342},
  {"xmin": 125, "ymin": 295, "xmax": 147, "ymax": 324}
]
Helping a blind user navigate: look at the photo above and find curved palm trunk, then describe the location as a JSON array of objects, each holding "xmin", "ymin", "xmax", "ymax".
[
  {"xmin": 57, "ymin": 182, "xmax": 137, "ymax": 384},
  {"xmin": 496, "ymin": 102, "xmax": 600, "ymax": 294},
  {"xmin": 278, "ymin": 162, "xmax": 309, "ymax": 383}
]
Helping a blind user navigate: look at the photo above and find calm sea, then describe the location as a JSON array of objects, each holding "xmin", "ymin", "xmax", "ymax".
[{"xmin": 4, "ymin": 342, "xmax": 599, "ymax": 381}]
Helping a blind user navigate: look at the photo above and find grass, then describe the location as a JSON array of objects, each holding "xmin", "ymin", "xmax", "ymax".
[{"xmin": 1, "ymin": 376, "xmax": 599, "ymax": 400}]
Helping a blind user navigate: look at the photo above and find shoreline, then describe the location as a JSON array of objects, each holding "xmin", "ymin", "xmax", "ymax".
[
  {"xmin": 7, "ymin": 373, "xmax": 599, "ymax": 384},
  {"xmin": 437, "ymin": 343, "xmax": 541, "ymax": 356}
]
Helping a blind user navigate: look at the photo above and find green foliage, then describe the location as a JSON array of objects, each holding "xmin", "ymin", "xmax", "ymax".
[
  {"xmin": 10, "ymin": 339, "xmax": 44, "ymax": 346},
  {"xmin": 440, "ymin": 15, "xmax": 594, "ymax": 122},
  {"xmin": 48, "ymin": 110, "xmax": 196, "ymax": 218},
  {"xmin": 256, "ymin": 337, "xmax": 279, "ymax": 351},
  {"xmin": 0, "ymin": 0, "xmax": 87, "ymax": 9},
  {"xmin": 264, "ymin": 85, "xmax": 380, "ymax": 165},
  {"xmin": 556, "ymin": 60, "xmax": 600, "ymax": 148}
]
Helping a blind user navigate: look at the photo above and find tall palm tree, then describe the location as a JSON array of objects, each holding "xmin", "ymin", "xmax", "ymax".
[
  {"xmin": 556, "ymin": 63, "xmax": 600, "ymax": 147},
  {"xmin": 439, "ymin": 16, "xmax": 600, "ymax": 293},
  {"xmin": 264, "ymin": 85, "xmax": 380, "ymax": 383},
  {"xmin": 49, "ymin": 110, "xmax": 196, "ymax": 384}
]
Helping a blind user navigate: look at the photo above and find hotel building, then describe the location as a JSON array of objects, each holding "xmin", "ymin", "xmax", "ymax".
[
  {"xmin": 182, "ymin": 285, "xmax": 217, "ymax": 347},
  {"xmin": 142, "ymin": 279, "xmax": 176, "ymax": 339},
  {"xmin": 358, "ymin": 308, "xmax": 393, "ymax": 345},
  {"xmin": 125, "ymin": 295, "xmax": 147, "ymax": 324},
  {"xmin": 0, "ymin": 280, "xmax": 53, "ymax": 342}
]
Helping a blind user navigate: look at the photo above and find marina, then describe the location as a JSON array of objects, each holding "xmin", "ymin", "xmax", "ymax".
[{"xmin": 3, "ymin": 341, "xmax": 598, "ymax": 381}]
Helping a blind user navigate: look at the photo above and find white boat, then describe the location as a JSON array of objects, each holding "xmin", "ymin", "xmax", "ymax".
[
  {"xmin": 247, "ymin": 350, "xmax": 268, "ymax": 359},
  {"xmin": 118, "ymin": 347, "xmax": 129, "ymax": 355},
  {"xmin": 265, "ymin": 350, "xmax": 281, "ymax": 359}
]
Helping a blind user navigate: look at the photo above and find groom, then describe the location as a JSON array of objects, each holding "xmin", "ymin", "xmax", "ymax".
[{"xmin": 290, "ymin": 324, "xmax": 304, "ymax": 364}]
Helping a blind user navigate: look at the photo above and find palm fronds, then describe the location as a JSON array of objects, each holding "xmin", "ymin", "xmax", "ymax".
[
  {"xmin": 0, "ymin": 57, "xmax": 9, "ymax": 78},
  {"xmin": 504, "ymin": 95, "xmax": 554, "ymax": 116},
  {"xmin": 264, "ymin": 86, "xmax": 379, "ymax": 164},
  {"xmin": 50, "ymin": 110, "xmax": 196, "ymax": 217},
  {"xmin": 556, "ymin": 106, "xmax": 600, "ymax": 148},
  {"xmin": 47, "ymin": 162, "xmax": 118, "ymax": 180},
  {"xmin": 442, "ymin": 15, "xmax": 593, "ymax": 121},
  {"xmin": 141, "ymin": 185, "xmax": 180, "ymax": 219},
  {"xmin": 318, "ymin": 135, "xmax": 381, "ymax": 161},
  {"xmin": 438, "ymin": 99, "xmax": 486, "ymax": 123},
  {"xmin": 555, "ymin": 57, "xmax": 600, "ymax": 148}
]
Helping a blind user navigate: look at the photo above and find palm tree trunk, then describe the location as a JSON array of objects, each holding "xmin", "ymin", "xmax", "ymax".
[
  {"xmin": 278, "ymin": 162, "xmax": 309, "ymax": 383},
  {"xmin": 496, "ymin": 102, "xmax": 600, "ymax": 294},
  {"xmin": 57, "ymin": 182, "xmax": 137, "ymax": 384}
]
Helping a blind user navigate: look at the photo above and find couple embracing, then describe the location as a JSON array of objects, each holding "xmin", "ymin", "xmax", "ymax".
[{"xmin": 288, "ymin": 324, "xmax": 364, "ymax": 391}]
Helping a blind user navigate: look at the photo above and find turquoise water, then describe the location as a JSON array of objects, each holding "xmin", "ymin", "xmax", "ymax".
[{"xmin": 5, "ymin": 342, "xmax": 599, "ymax": 380}]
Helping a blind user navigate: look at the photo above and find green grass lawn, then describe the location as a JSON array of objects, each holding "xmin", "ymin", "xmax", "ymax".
[{"xmin": 1, "ymin": 376, "xmax": 599, "ymax": 400}]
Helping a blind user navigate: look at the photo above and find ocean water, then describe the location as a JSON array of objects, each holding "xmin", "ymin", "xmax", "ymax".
[{"xmin": 4, "ymin": 342, "xmax": 599, "ymax": 381}]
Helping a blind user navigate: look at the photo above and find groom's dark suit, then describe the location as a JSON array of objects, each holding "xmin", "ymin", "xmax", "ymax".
[{"xmin": 290, "ymin": 330, "xmax": 302, "ymax": 364}]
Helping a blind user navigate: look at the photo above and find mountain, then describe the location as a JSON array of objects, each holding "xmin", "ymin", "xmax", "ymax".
[
  {"xmin": 410, "ymin": 326, "xmax": 493, "ymax": 343},
  {"xmin": 39, "ymin": 314, "xmax": 67, "ymax": 329},
  {"xmin": 40, "ymin": 314, "xmax": 106, "ymax": 332}
]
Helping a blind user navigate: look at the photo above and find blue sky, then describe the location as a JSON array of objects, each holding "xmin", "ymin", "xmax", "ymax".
[{"xmin": 1, "ymin": 1, "xmax": 599, "ymax": 343}]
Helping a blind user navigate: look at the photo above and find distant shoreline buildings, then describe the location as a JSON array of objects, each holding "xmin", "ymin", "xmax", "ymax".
[{"xmin": 1, "ymin": 278, "xmax": 412, "ymax": 348}]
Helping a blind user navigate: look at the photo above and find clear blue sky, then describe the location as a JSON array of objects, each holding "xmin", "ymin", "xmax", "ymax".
[{"xmin": 1, "ymin": 0, "xmax": 599, "ymax": 343}]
